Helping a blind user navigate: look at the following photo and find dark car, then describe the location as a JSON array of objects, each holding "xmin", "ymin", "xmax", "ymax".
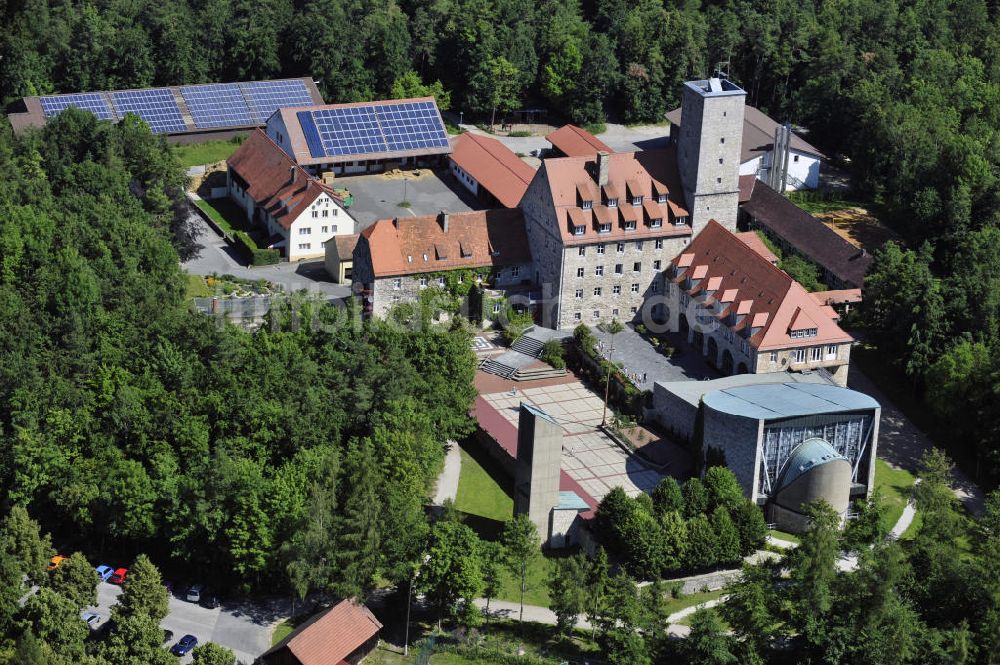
[
  {"xmin": 200, "ymin": 589, "xmax": 221, "ymax": 609},
  {"xmin": 170, "ymin": 634, "xmax": 198, "ymax": 656}
]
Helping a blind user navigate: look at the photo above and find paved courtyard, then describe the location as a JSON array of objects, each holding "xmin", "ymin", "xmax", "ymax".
[
  {"xmin": 481, "ymin": 382, "xmax": 662, "ymax": 500},
  {"xmin": 591, "ymin": 324, "xmax": 719, "ymax": 391},
  {"xmin": 335, "ymin": 169, "xmax": 480, "ymax": 231}
]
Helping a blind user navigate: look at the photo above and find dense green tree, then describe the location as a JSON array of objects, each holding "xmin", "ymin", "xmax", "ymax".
[
  {"xmin": 731, "ymin": 500, "xmax": 768, "ymax": 556},
  {"xmin": 547, "ymin": 553, "xmax": 588, "ymax": 634},
  {"xmin": 651, "ymin": 477, "xmax": 683, "ymax": 516},
  {"xmin": 49, "ymin": 552, "xmax": 98, "ymax": 610},
  {"xmin": 787, "ymin": 499, "xmax": 841, "ymax": 646},
  {"xmin": 711, "ymin": 507, "xmax": 741, "ymax": 565},
  {"xmin": 684, "ymin": 514, "xmax": 718, "ymax": 570},
  {"xmin": 0, "ymin": 507, "xmax": 53, "ymax": 587},
  {"xmin": 502, "ymin": 514, "xmax": 540, "ymax": 622},
  {"xmin": 682, "ymin": 607, "xmax": 736, "ymax": 665},
  {"xmin": 191, "ymin": 642, "xmax": 236, "ymax": 665},
  {"xmin": 604, "ymin": 627, "xmax": 651, "ymax": 665},
  {"xmin": 479, "ymin": 540, "xmax": 506, "ymax": 618},
  {"xmin": 16, "ymin": 587, "xmax": 88, "ymax": 661},
  {"xmin": 682, "ymin": 477, "xmax": 709, "ymax": 519},
  {"xmin": 704, "ymin": 467, "xmax": 744, "ymax": 513},
  {"xmin": 420, "ymin": 520, "xmax": 483, "ymax": 626}
]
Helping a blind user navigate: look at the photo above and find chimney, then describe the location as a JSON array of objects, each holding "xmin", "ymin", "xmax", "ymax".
[
  {"xmin": 289, "ymin": 165, "xmax": 296, "ymax": 186},
  {"xmin": 596, "ymin": 151, "xmax": 610, "ymax": 187},
  {"xmin": 438, "ymin": 210, "xmax": 449, "ymax": 233}
]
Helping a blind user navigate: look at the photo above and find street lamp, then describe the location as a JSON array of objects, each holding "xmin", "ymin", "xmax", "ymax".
[
  {"xmin": 600, "ymin": 318, "xmax": 625, "ymax": 426},
  {"xmin": 403, "ymin": 177, "xmax": 408, "ymax": 205},
  {"xmin": 403, "ymin": 553, "xmax": 429, "ymax": 656},
  {"xmin": 459, "ymin": 111, "xmax": 464, "ymax": 125}
]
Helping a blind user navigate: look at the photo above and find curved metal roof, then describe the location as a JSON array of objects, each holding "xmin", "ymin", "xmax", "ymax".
[
  {"xmin": 701, "ymin": 382, "xmax": 879, "ymax": 420},
  {"xmin": 774, "ymin": 438, "xmax": 847, "ymax": 491}
]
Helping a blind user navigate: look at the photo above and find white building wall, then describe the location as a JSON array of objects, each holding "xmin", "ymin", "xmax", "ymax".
[
  {"xmin": 748, "ymin": 150, "xmax": 821, "ymax": 190},
  {"xmin": 286, "ymin": 193, "xmax": 354, "ymax": 262},
  {"xmin": 265, "ymin": 115, "xmax": 295, "ymax": 159},
  {"xmin": 739, "ymin": 156, "xmax": 761, "ymax": 177},
  {"xmin": 449, "ymin": 159, "xmax": 479, "ymax": 196}
]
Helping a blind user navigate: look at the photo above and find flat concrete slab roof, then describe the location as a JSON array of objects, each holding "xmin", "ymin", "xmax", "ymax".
[
  {"xmin": 702, "ymin": 382, "xmax": 880, "ymax": 420},
  {"xmin": 655, "ymin": 370, "xmax": 832, "ymax": 408}
]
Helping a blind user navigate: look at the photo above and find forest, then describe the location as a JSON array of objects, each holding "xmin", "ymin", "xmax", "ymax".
[{"xmin": 0, "ymin": 107, "xmax": 479, "ymax": 598}]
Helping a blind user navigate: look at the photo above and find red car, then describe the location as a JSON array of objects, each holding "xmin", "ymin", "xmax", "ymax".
[{"xmin": 109, "ymin": 568, "xmax": 128, "ymax": 584}]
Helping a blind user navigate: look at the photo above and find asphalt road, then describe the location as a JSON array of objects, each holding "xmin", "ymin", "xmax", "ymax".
[{"xmin": 88, "ymin": 581, "xmax": 279, "ymax": 664}]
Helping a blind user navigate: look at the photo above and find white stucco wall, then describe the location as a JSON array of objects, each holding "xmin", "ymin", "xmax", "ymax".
[
  {"xmin": 450, "ymin": 159, "xmax": 479, "ymax": 196},
  {"xmin": 745, "ymin": 150, "xmax": 821, "ymax": 190},
  {"xmin": 285, "ymin": 193, "xmax": 354, "ymax": 262},
  {"xmin": 265, "ymin": 115, "xmax": 295, "ymax": 159}
]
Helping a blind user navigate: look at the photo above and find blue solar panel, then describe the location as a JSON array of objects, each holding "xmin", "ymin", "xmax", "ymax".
[
  {"xmin": 111, "ymin": 89, "xmax": 187, "ymax": 133},
  {"xmin": 303, "ymin": 100, "xmax": 450, "ymax": 159},
  {"xmin": 379, "ymin": 101, "xmax": 450, "ymax": 152},
  {"xmin": 39, "ymin": 93, "xmax": 114, "ymax": 120},
  {"xmin": 245, "ymin": 80, "xmax": 314, "ymax": 123},
  {"xmin": 298, "ymin": 111, "xmax": 326, "ymax": 159},
  {"xmin": 312, "ymin": 106, "xmax": 388, "ymax": 156},
  {"xmin": 181, "ymin": 83, "xmax": 255, "ymax": 129}
]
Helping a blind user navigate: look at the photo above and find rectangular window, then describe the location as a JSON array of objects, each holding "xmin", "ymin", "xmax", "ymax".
[
  {"xmin": 595, "ymin": 265, "xmax": 604, "ymax": 276},
  {"xmin": 573, "ymin": 225, "xmax": 585, "ymax": 236},
  {"xmin": 437, "ymin": 276, "xmax": 446, "ymax": 287},
  {"xmin": 651, "ymin": 282, "xmax": 659, "ymax": 293},
  {"xmin": 617, "ymin": 242, "xmax": 625, "ymax": 253},
  {"xmin": 631, "ymin": 196, "xmax": 642, "ymax": 206},
  {"xmin": 321, "ymin": 225, "xmax": 329, "ymax": 233},
  {"xmin": 653, "ymin": 260, "xmax": 662, "ymax": 270},
  {"xmin": 597, "ymin": 244, "xmax": 605, "ymax": 254},
  {"xmin": 593, "ymin": 310, "xmax": 601, "ymax": 319},
  {"xmin": 615, "ymin": 264, "xmax": 623, "ymax": 274},
  {"xmin": 613, "ymin": 285, "xmax": 621, "ymax": 295},
  {"xmin": 811, "ymin": 346, "xmax": 823, "ymax": 361},
  {"xmin": 657, "ymin": 194, "xmax": 666, "ymax": 204},
  {"xmin": 579, "ymin": 247, "xmax": 586, "ymax": 257},
  {"xmin": 311, "ymin": 210, "xmax": 318, "ymax": 218},
  {"xmin": 298, "ymin": 243, "xmax": 311, "ymax": 250},
  {"xmin": 792, "ymin": 349, "xmax": 806, "ymax": 364},
  {"xmin": 419, "ymin": 277, "xmax": 428, "ymax": 288},
  {"xmin": 655, "ymin": 239, "xmax": 663, "ymax": 249},
  {"xmin": 650, "ymin": 219, "xmax": 662, "ymax": 228},
  {"xmin": 633, "ymin": 262, "xmax": 641, "ymax": 272},
  {"xmin": 770, "ymin": 351, "xmax": 778, "ymax": 362},
  {"xmin": 631, "ymin": 283, "xmax": 639, "ymax": 293},
  {"xmin": 637, "ymin": 241, "xmax": 644, "ymax": 251},
  {"xmin": 581, "ymin": 200, "xmax": 593, "ymax": 210},
  {"xmin": 575, "ymin": 289, "xmax": 583, "ymax": 299},
  {"xmin": 624, "ymin": 221, "xmax": 636, "ymax": 231},
  {"xmin": 299, "ymin": 227, "xmax": 311, "ymax": 235},
  {"xmin": 577, "ymin": 267, "xmax": 585, "ymax": 278},
  {"xmin": 599, "ymin": 223, "xmax": 612, "ymax": 233},
  {"xmin": 607, "ymin": 198, "xmax": 618, "ymax": 208},
  {"xmin": 512, "ymin": 266, "xmax": 520, "ymax": 277},
  {"xmin": 493, "ymin": 302, "xmax": 501, "ymax": 314},
  {"xmin": 826, "ymin": 344, "xmax": 838, "ymax": 358},
  {"xmin": 630, "ymin": 306, "xmax": 638, "ymax": 314},
  {"xmin": 322, "ymin": 209, "xmax": 329, "ymax": 217},
  {"xmin": 574, "ymin": 312, "xmax": 582, "ymax": 321},
  {"xmin": 393, "ymin": 278, "xmax": 402, "ymax": 290},
  {"xmin": 594, "ymin": 287, "xmax": 602, "ymax": 296}
]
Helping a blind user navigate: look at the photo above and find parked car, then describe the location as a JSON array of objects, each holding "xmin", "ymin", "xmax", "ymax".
[
  {"xmin": 81, "ymin": 612, "xmax": 102, "ymax": 631},
  {"xmin": 170, "ymin": 634, "xmax": 198, "ymax": 656},
  {"xmin": 186, "ymin": 583, "xmax": 203, "ymax": 603},
  {"xmin": 95, "ymin": 565, "xmax": 114, "ymax": 582},
  {"xmin": 109, "ymin": 567, "xmax": 128, "ymax": 584},
  {"xmin": 47, "ymin": 555, "xmax": 67, "ymax": 571}
]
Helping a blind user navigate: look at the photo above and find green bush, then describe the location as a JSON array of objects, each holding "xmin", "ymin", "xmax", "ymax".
[
  {"xmin": 233, "ymin": 231, "xmax": 280, "ymax": 266},
  {"xmin": 540, "ymin": 339, "xmax": 566, "ymax": 369},
  {"xmin": 583, "ymin": 122, "xmax": 608, "ymax": 135},
  {"xmin": 508, "ymin": 130, "xmax": 532, "ymax": 137}
]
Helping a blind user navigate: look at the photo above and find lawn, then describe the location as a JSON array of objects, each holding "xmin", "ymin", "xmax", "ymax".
[
  {"xmin": 662, "ymin": 588, "xmax": 727, "ymax": 617},
  {"xmin": 184, "ymin": 273, "xmax": 212, "ymax": 298},
  {"xmin": 174, "ymin": 137, "xmax": 245, "ymax": 167},
  {"xmin": 454, "ymin": 446, "xmax": 512, "ymax": 523},
  {"xmin": 271, "ymin": 614, "xmax": 308, "ymax": 646},
  {"xmin": 495, "ymin": 552, "xmax": 555, "ymax": 607},
  {"xmin": 874, "ymin": 458, "xmax": 916, "ymax": 534},
  {"xmin": 192, "ymin": 197, "xmax": 241, "ymax": 236},
  {"xmin": 786, "ymin": 191, "xmax": 869, "ymax": 215},
  {"xmin": 768, "ymin": 529, "xmax": 801, "ymax": 545}
]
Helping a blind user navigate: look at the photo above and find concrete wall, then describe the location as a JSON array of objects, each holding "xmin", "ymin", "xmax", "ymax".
[
  {"xmin": 702, "ymin": 404, "xmax": 764, "ymax": 500},
  {"xmin": 652, "ymin": 383, "xmax": 700, "ymax": 441},
  {"xmin": 450, "ymin": 159, "xmax": 479, "ymax": 197},
  {"xmin": 515, "ymin": 406, "xmax": 563, "ymax": 544},
  {"xmin": 740, "ymin": 151, "xmax": 821, "ymax": 190},
  {"xmin": 675, "ymin": 80, "xmax": 746, "ymax": 234}
]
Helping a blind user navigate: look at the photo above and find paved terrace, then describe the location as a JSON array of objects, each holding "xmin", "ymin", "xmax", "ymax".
[{"xmin": 477, "ymin": 380, "xmax": 663, "ymax": 504}]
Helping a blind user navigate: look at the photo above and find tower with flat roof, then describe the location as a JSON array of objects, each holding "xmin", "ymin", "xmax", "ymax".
[
  {"xmin": 514, "ymin": 403, "xmax": 563, "ymax": 542},
  {"xmin": 676, "ymin": 78, "xmax": 746, "ymax": 234}
]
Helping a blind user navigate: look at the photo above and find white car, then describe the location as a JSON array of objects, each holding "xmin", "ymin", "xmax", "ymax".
[
  {"xmin": 186, "ymin": 583, "xmax": 204, "ymax": 603},
  {"xmin": 81, "ymin": 612, "xmax": 102, "ymax": 630}
]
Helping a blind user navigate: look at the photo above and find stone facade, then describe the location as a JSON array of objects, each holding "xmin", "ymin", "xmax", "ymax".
[
  {"xmin": 702, "ymin": 405, "xmax": 765, "ymax": 501},
  {"xmin": 753, "ymin": 344, "xmax": 851, "ymax": 386},
  {"xmin": 676, "ymin": 79, "xmax": 746, "ymax": 234}
]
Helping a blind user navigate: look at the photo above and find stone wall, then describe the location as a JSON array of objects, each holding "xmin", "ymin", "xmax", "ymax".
[{"xmin": 702, "ymin": 404, "xmax": 764, "ymax": 501}]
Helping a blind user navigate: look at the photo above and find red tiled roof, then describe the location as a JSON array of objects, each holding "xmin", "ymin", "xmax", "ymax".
[
  {"xmin": 449, "ymin": 133, "xmax": 536, "ymax": 207},
  {"xmin": 738, "ymin": 175, "xmax": 757, "ymax": 203},
  {"xmin": 332, "ymin": 234, "xmax": 360, "ymax": 261},
  {"xmin": 735, "ymin": 231, "xmax": 779, "ymax": 264},
  {"xmin": 669, "ymin": 220, "xmax": 853, "ymax": 351},
  {"xmin": 810, "ymin": 289, "xmax": 863, "ymax": 306},
  {"xmin": 263, "ymin": 599, "xmax": 382, "ymax": 665},
  {"xmin": 359, "ymin": 209, "xmax": 532, "ymax": 278},
  {"xmin": 546, "ymin": 124, "xmax": 614, "ymax": 157},
  {"xmin": 538, "ymin": 149, "xmax": 692, "ymax": 245},
  {"xmin": 227, "ymin": 129, "xmax": 342, "ymax": 230}
]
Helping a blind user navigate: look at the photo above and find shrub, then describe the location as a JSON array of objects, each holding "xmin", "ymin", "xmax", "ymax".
[
  {"xmin": 233, "ymin": 231, "xmax": 280, "ymax": 265},
  {"xmin": 508, "ymin": 130, "xmax": 532, "ymax": 137},
  {"xmin": 540, "ymin": 339, "xmax": 566, "ymax": 369}
]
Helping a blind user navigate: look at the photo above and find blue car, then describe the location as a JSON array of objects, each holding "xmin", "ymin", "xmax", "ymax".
[
  {"xmin": 171, "ymin": 634, "xmax": 198, "ymax": 656},
  {"xmin": 95, "ymin": 565, "xmax": 114, "ymax": 582}
]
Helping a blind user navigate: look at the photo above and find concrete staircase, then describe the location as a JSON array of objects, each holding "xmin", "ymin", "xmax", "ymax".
[
  {"xmin": 480, "ymin": 357, "xmax": 518, "ymax": 379},
  {"xmin": 511, "ymin": 335, "xmax": 545, "ymax": 358},
  {"xmin": 512, "ymin": 366, "xmax": 567, "ymax": 381}
]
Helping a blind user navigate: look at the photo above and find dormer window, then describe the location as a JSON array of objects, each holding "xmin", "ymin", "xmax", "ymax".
[
  {"xmin": 607, "ymin": 198, "xmax": 618, "ymax": 208},
  {"xmin": 407, "ymin": 255, "xmax": 413, "ymax": 263},
  {"xmin": 581, "ymin": 200, "xmax": 593, "ymax": 210},
  {"xmin": 572, "ymin": 224, "xmax": 585, "ymax": 236},
  {"xmin": 790, "ymin": 328, "xmax": 818, "ymax": 339},
  {"xmin": 422, "ymin": 253, "xmax": 428, "ymax": 261},
  {"xmin": 623, "ymin": 221, "xmax": 636, "ymax": 231},
  {"xmin": 631, "ymin": 196, "xmax": 642, "ymax": 206},
  {"xmin": 657, "ymin": 194, "xmax": 667, "ymax": 204},
  {"xmin": 598, "ymin": 223, "xmax": 612, "ymax": 234},
  {"xmin": 650, "ymin": 218, "xmax": 662, "ymax": 228},
  {"xmin": 674, "ymin": 216, "xmax": 688, "ymax": 226}
]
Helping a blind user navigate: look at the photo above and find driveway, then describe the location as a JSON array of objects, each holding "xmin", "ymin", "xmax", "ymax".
[
  {"xmin": 88, "ymin": 582, "xmax": 280, "ymax": 664},
  {"xmin": 181, "ymin": 211, "xmax": 353, "ymax": 300},
  {"xmin": 590, "ymin": 324, "xmax": 719, "ymax": 391},
  {"xmin": 334, "ymin": 169, "xmax": 479, "ymax": 231}
]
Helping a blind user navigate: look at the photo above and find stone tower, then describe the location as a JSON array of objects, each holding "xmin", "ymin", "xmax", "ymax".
[
  {"xmin": 675, "ymin": 78, "xmax": 746, "ymax": 234},
  {"xmin": 514, "ymin": 403, "xmax": 562, "ymax": 543}
]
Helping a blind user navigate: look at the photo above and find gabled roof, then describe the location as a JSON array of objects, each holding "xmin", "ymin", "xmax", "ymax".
[
  {"xmin": 332, "ymin": 233, "xmax": 360, "ymax": 261},
  {"xmin": 668, "ymin": 220, "xmax": 853, "ymax": 351},
  {"xmin": 532, "ymin": 148, "xmax": 692, "ymax": 245},
  {"xmin": 261, "ymin": 599, "xmax": 382, "ymax": 665},
  {"xmin": 740, "ymin": 182, "xmax": 872, "ymax": 288},
  {"xmin": 449, "ymin": 132, "xmax": 536, "ymax": 207},
  {"xmin": 735, "ymin": 231, "xmax": 779, "ymax": 264},
  {"xmin": 358, "ymin": 209, "xmax": 532, "ymax": 278},
  {"xmin": 666, "ymin": 104, "xmax": 825, "ymax": 163},
  {"xmin": 227, "ymin": 129, "xmax": 346, "ymax": 231},
  {"xmin": 545, "ymin": 124, "xmax": 614, "ymax": 157}
]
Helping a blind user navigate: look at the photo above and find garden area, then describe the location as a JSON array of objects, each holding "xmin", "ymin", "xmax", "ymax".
[
  {"xmin": 184, "ymin": 272, "xmax": 279, "ymax": 300},
  {"xmin": 173, "ymin": 136, "xmax": 245, "ymax": 168},
  {"xmin": 191, "ymin": 197, "xmax": 281, "ymax": 265}
]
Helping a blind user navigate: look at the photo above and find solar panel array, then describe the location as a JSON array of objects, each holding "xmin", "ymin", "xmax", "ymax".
[
  {"xmin": 39, "ymin": 93, "xmax": 115, "ymax": 121},
  {"xmin": 181, "ymin": 83, "xmax": 255, "ymax": 129},
  {"xmin": 111, "ymin": 89, "xmax": 187, "ymax": 134},
  {"xmin": 35, "ymin": 79, "xmax": 317, "ymax": 134},
  {"xmin": 304, "ymin": 100, "xmax": 449, "ymax": 159}
]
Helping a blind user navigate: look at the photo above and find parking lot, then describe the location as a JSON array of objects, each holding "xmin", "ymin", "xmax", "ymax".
[
  {"xmin": 336, "ymin": 168, "xmax": 481, "ymax": 231},
  {"xmin": 88, "ymin": 581, "xmax": 280, "ymax": 664}
]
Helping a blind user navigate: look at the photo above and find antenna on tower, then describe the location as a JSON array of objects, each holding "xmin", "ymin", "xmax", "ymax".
[{"xmin": 714, "ymin": 59, "xmax": 731, "ymax": 80}]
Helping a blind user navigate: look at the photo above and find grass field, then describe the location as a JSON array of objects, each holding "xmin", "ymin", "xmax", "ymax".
[
  {"xmin": 192, "ymin": 197, "xmax": 240, "ymax": 236},
  {"xmin": 874, "ymin": 458, "xmax": 916, "ymax": 534},
  {"xmin": 496, "ymin": 553, "xmax": 555, "ymax": 607},
  {"xmin": 786, "ymin": 192, "xmax": 869, "ymax": 215},
  {"xmin": 184, "ymin": 273, "xmax": 212, "ymax": 298},
  {"xmin": 454, "ymin": 446, "xmax": 512, "ymax": 523},
  {"xmin": 270, "ymin": 614, "xmax": 309, "ymax": 646},
  {"xmin": 769, "ymin": 529, "xmax": 801, "ymax": 544},
  {"xmin": 663, "ymin": 588, "xmax": 727, "ymax": 617},
  {"xmin": 174, "ymin": 137, "xmax": 245, "ymax": 167}
]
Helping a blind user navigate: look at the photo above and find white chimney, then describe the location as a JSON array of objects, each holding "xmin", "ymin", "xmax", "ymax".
[{"xmin": 596, "ymin": 151, "xmax": 610, "ymax": 187}]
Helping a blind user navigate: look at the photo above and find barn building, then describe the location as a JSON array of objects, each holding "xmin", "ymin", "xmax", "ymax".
[{"xmin": 448, "ymin": 132, "xmax": 536, "ymax": 208}]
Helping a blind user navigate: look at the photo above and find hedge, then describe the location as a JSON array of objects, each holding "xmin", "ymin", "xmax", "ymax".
[{"xmin": 233, "ymin": 231, "xmax": 280, "ymax": 265}]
